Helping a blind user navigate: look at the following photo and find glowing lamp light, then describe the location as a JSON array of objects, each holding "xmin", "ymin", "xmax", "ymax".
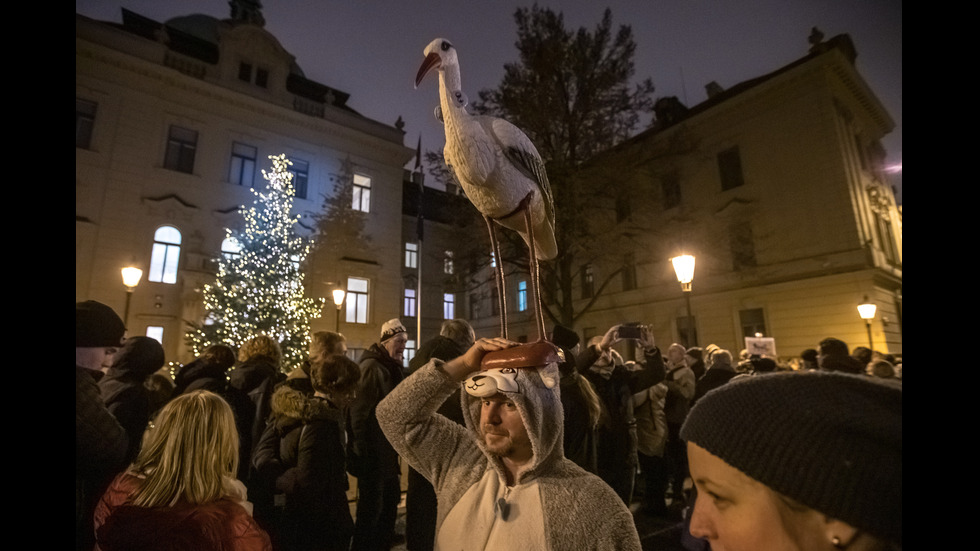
[
  {"xmin": 671, "ymin": 255, "xmax": 696, "ymax": 292},
  {"xmin": 121, "ymin": 266, "xmax": 143, "ymax": 289},
  {"xmin": 857, "ymin": 299, "xmax": 877, "ymax": 321},
  {"xmin": 332, "ymin": 289, "xmax": 346, "ymax": 308}
]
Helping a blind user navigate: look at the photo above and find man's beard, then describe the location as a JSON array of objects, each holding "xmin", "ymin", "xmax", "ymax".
[{"xmin": 483, "ymin": 427, "xmax": 514, "ymax": 457}]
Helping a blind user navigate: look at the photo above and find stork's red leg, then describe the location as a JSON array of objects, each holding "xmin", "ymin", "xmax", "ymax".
[
  {"xmin": 520, "ymin": 193, "xmax": 546, "ymax": 342},
  {"xmin": 484, "ymin": 215, "xmax": 508, "ymax": 339}
]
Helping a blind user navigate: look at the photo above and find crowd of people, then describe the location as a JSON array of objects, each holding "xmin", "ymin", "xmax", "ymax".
[{"xmin": 77, "ymin": 299, "xmax": 902, "ymax": 551}]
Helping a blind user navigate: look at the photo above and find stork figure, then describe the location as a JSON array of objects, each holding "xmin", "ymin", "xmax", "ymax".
[{"xmin": 416, "ymin": 38, "xmax": 557, "ymax": 343}]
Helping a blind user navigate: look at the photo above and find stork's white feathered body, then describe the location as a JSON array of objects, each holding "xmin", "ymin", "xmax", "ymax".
[{"xmin": 416, "ymin": 38, "xmax": 557, "ymax": 261}]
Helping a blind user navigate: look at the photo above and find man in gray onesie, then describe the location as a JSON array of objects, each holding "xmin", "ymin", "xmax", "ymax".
[{"xmin": 378, "ymin": 337, "xmax": 645, "ymax": 550}]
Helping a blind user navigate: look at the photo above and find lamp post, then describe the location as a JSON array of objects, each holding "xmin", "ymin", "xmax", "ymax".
[
  {"xmin": 332, "ymin": 289, "xmax": 346, "ymax": 332},
  {"xmin": 121, "ymin": 266, "xmax": 143, "ymax": 328},
  {"xmin": 857, "ymin": 296, "xmax": 877, "ymax": 351},
  {"xmin": 670, "ymin": 254, "xmax": 696, "ymax": 346}
]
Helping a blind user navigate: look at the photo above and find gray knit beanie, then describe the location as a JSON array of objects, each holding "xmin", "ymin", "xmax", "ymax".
[{"xmin": 681, "ymin": 371, "xmax": 902, "ymax": 546}]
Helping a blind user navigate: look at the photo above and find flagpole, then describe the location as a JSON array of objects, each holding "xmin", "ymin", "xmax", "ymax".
[{"xmin": 414, "ymin": 135, "xmax": 424, "ymax": 346}]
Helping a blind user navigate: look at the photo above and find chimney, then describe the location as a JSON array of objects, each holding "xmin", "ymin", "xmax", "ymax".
[{"xmin": 705, "ymin": 81, "xmax": 724, "ymax": 98}]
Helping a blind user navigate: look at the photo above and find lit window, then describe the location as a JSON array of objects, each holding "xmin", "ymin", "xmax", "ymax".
[
  {"xmin": 149, "ymin": 226, "xmax": 181, "ymax": 284},
  {"xmin": 443, "ymin": 293, "xmax": 455, "ymax": 319},
  {"xmin": 76, "ymin": 98, "xmax": 97, "ymax": 149},
  {"xmin": 403, "ymin": 339, "xmax": 416, "ymax": 369},
  {"xmin": 405, "ymin": 243, "xmax": 418, "ymax": 268},
  {"xmin": 229, "ymin": 142, "xmax": 256, "ymax": 187},
  {"xmin": 146, "ymin": 326, "xmax": 164, "ymax": 344},
  {"xmin": 444, "ymin": 251, "xmax": 454, "ymax": 274},
  {"xmin": 164, "ymin": 125, "xmax": 197, "ymax": 174},
  {"xmin": 517, "ymin": 281, "xmax": 528, "ymax": 312},
  {"xmin": 290, "ymin": 158, "xmax": 309, "ymax": 199},
  {"xmin": 221, "ymin": 236, "xmax": 242, "ymax": 261},
  {"xmin": 346, "ymin": 277, "xmax": 369, "ymax": 324},
  {"xmin": 404, "ymin": 288, "xmax": 416, "ymax": 317},
  {"xmin": 352, "ymin": 174, "xmax": 371, "ymax": 212}
]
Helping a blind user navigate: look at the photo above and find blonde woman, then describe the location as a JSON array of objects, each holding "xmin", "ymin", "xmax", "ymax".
[{"xmin": 93, "ymin": 390, "xmax": 272, "ymax": 551}]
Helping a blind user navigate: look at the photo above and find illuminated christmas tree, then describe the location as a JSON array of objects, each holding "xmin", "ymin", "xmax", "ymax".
[{"xmin": 186, "ymin": 154, "xmax": 324, "ymax": 370}]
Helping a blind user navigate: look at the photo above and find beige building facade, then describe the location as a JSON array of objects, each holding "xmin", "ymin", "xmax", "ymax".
[
  {"xmin": 76, "ymin": 7, "xmax": 413, "ymax": 364},
  {"xmin": 465, "ymin": 33, "xmax": 902, "ymax": 361}
]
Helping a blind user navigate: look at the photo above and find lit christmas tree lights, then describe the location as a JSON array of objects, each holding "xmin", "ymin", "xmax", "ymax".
[{"xmin": 186, "ymin": 154, "xmax": 324, "ymax": 370}]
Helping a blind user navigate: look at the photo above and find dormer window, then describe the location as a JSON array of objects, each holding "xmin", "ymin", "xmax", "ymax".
[{"xmin": 238, "ymin": 61, "xmax": 269, "ymax": 88}]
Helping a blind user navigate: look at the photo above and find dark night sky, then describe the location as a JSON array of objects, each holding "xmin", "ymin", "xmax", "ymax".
[{"xmin": 76, "ymin": 1, "xmax": 902, "ymax": 197}]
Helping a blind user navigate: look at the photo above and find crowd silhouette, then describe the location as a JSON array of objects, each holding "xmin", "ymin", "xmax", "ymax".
[{"xmin": 77, "ymin": 300, "xmax": 901, "ymax": 551}]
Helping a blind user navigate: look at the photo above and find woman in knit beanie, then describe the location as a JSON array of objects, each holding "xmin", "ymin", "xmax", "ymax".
[{"xmin": 680, "ymin": 371, "xmax": 901, "ymax": 550}]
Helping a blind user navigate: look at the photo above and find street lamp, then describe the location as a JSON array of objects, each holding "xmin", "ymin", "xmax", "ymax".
[
  {"xmin": 121, "ymin": 266, "xmax": 143, "ymax": 328},
  {"xmin": 857, "ymin": 296, "xmax": 877, "ymax": 351},
  {"xmin": 332, "ymin": 288, "xmax": 346, "ymax": 332},
  {"xmin": 670, "ymin": 254, "xmax": 697, "ymax": 346}
]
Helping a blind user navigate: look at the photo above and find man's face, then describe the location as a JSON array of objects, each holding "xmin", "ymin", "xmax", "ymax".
[
  {"xmin": 668, "ymin": 346, "xmax": 686, "ymax": 365},
  {"xmin": 383, "ymin": 333, "xmax": 408, "ymax": 361},
  {"xmin": 76, "ymin": 346, "xmax": 118, "ymax": 371},
  {"xmin": 480, "ymin": 394, "xmax": 532, "ymax": 463}
]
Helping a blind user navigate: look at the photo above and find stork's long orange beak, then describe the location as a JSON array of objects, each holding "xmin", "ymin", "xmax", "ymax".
[{"xmin": 415, "ymin": 52, "xmax": 441, "ymax": 88}]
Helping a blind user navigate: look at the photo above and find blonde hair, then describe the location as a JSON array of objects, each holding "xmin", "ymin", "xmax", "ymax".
[
  {"xmin": 128, "ymin": 390, "xmax": 240, "ymax": 507},
  {"xmin": 238, "ymin": 334, "xmax": 282, "ymax": 365}
]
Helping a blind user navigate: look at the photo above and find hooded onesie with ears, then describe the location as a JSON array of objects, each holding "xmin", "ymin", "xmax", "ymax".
[{"xmin": 377, "ymin": 356, "xmax": 641, "ymax": 550}]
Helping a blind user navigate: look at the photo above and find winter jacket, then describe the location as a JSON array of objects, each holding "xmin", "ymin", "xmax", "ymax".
[
  {"xmin": 229, "ymin": 355, "xmax": 284, "ymax": 480},
  {"xmin": 77, "ymin": 365, "xmax": 128, "ymax": 551},
  {"xmin": 252, "ymin": 386, "xmax": 353, "ymax": 551},
  {"xmin": 349, "ymin": 344, "xmax": 404, "ymax": 478},
  {"xmin": 377, "ymin": 359, "xmax": 643, "ymax": 550},
  {"xmin": 93, "ymin": 472, "xmax": 271, "ymax": 551},
  {"xmin": 99, "ymin": 337, "xmax": 165, "ymax": 464}
]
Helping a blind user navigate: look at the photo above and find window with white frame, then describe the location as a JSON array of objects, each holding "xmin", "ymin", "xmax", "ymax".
[
  {"xmin": 149, "ymin": 226, "xmax": 181, "ymax": 284},
  {"xmin": 221, "ymin": 236, "xmax": 242, "ymax": 261},
  {"xmin": 517, "ymin": 280, "xmax": 528, "ymax": 312},
  {"xmin": 163, "ymin": 125, "xmax": 197, "ymax": 174},
  {"xmin": 403, "ymin": 339, "xmax": 416, "ymax": 369},
  {"xmin": 444, "ymin": 250, "xmax": 454, "ymax": 274},
  {"xmin": 146, "ymin": 326, "xmax": 164, "ymax": 344},
  {"xmin": 405, "ymin": 243, "xmax": 418, "ymax": 268},
  {"xmin": 346, "ymin": 277, "xmax": 369, "ymax": 324},
  {"xmin": 352, "ymin": 174, "xmax": 371, "ymax": 212},
  {"xmin": 404, "ymin": 288, "xmax": 416, "ymax": 317},
  {"xmin": 229, "ymin": 142, "xmax": 256, "ymax": 187},
  {"xmin": 443, "ymin": 293, "xmax": 455, "ymax": 319},
  {"xmin": 290, "ymin": 158, "xmax": 309, "ymax": 199}
]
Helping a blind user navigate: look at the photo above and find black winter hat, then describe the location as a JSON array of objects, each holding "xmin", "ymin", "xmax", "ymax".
[
  {"xmin": 76, "ymin": 300, "xmax": 126, "ymax": 348},
  {"xmin": 681, "ymin": 371, "xmax": 902, "ymax": 546},
  {"xmin": 550, "ymin": 325, "xmax": 579, "ymax": 350}
]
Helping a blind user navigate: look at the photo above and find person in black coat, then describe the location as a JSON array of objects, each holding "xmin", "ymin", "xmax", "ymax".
[
  {"xmin": 253, "ymin": 354, "xmax": 361, "ymax": 551},
  {"xmin": 577, "ymin": 324, "xmax": 666, "ymax": 505},
  {"xmin": 172, "ymin": 344, "xmax": 237, "ymax": 396},
  {"xmin": 99, "ymin": 336, "xmax": 166, "ymax": 464},
  {"xmin": 229, "ymin": 335, "xmax": 285, "ymax": 483},
  {"xmin": 404, "ymin": 320, "xmax": 474, "ymax": 551},
  {"xmin": 552, "ymin": 325, "xmax": 601, "ymax": 475},
  {"xmin": 76, "ymin": 300, "xmax": 129, "ymax": 551}
]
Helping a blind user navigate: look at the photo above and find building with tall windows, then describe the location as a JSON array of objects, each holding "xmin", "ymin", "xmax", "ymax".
[
  {"xmin": 76, "ymin": 4, "xmax": 413, "ymax": 363},
  {"xmin": 463, "ymin": 32, "xmax": 902, "ymax": 359}
]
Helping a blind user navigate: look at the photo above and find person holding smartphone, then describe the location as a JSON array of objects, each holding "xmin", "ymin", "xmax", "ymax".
[{"xmin": 576, "ymin": 324, "xmax": 666, "ymax": 504}]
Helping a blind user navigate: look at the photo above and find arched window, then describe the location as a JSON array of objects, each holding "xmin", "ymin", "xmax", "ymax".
[
  {"xmin": 221, "ymin": 236, "xmax": 242, "ymax": 260},
  {"xmin": 148, "ymin": 226, "xmax": 181, "ymax": 283}
]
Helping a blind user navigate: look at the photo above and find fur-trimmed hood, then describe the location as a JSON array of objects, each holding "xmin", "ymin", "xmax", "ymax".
[
  {"xmin": 460, "ymin": 362, "xmax": 563, "ymax": 484},
  {"xmin": 269, "ymin": 385, "xmax": 339, "ymax": 432}
]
